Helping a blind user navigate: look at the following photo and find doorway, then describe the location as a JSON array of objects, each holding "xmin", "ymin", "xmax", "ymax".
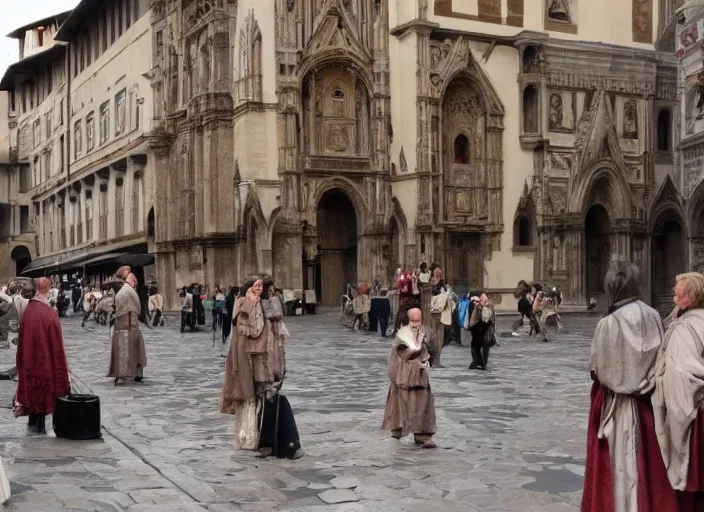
[
  {"xmin": 316, "ymin": 189, "xmax": 357, "ymax": 306},
  {"xmin": 11, "ymin": 246, "xmax": 31, "ymax": 276},
  {"xmin": 652, "ymin": 217, "xmax": 685, "ymax": 312},
  {"xmin": 585, "ymin": 204, "xmax": 611, "ymax": 298},
  {"xmin": 446, "ymin": 234, "xmax": 483, "ymax": 295}
]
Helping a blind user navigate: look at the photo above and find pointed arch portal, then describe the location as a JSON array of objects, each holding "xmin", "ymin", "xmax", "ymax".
[
  {"xmin": 652, "ymin": 211, "xmax": 686, "ymax": 312},
  {"xmin": 585, "ymin": 204, "xmax": 611, "ymax": 297},
  {"xmin": 316, "ymin": 188, "xmax": 358, "ymax": 306}
]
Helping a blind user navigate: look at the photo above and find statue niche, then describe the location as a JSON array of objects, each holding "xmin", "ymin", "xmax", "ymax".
[
  {"xmin": 442, "ymin": 78, "xmax": 487, "ymax": 221},
  {"xmin": 302, "ymin": 65, "xmax": 370, "ymax": 157}
]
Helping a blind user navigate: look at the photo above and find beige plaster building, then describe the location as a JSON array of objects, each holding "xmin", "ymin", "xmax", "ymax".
[
  {"xmin": 0, "ymin": 12, "xmax": 73, "ymax": 281},
  {"xmin": 1, "ymin": 0, "xmax": 685, "ymax": 310},
  {"xmin": 672, "ymin": 0, "xmax": 704, "ymax": 309},
  {"xmin": 1, "ymin": 2, "xmax": 155, "ymax": 283},
  {"xmin": 145, "ymin": 0, "xmax": 679, "ymax": 309}
]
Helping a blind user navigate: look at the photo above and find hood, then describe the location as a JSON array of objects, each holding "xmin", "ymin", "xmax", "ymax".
[{"xmin": 611, "ymin": 300, "xmax": 663, "ymax": 354}]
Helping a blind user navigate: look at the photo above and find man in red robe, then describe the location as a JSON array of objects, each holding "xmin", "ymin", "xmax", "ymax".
[
  {"xmin": 582, "ymin": 262, "xmax": 678, "ymax": 512},
  {"xmin": 653, "ymin": 272, "xmax": 704, "ymax": 510},
  {"xmin": 15, "ymin": 277, "xmax": 70, "ymax": 434}
]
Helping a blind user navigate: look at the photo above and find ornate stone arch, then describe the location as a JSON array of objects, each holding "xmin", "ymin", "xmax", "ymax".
[
  {"xmin": 651, "ymin": 175, "xmax": 686, "ymax": 236},
  {"xmin": 651, "ymin": 176, "xmax": 688, "ymax": 309},
  {"xmin": 568, "ymin": 159, "xmax": 631, "ymax": 219},
  {"xmin": 242, "ymin": 186, "xmax": 267, "ymax": 231},
  {"xmin": 689, "ymin": 178, "xmax": 704, "ymax": 238},
  {"xmin": 310, "ymin": 177, "xmax": 367, "ymax": 232},
  {"xmin": 441, "ymin": 69, "xmax": 505, "ymax": 121},
  {"xmin": 298, "ymin": 2, "xmax": 374, "ymax": 93}
]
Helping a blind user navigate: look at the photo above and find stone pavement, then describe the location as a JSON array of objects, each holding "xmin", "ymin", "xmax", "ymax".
[{"xmin": 0, "ymin": 309, "xmax": 603, "ymax": 511}]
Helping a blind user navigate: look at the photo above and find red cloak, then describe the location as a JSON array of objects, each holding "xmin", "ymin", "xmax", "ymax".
[
  {"xmin": 15, "ymin": 300, "xmax": 70, "ymax": 415},
  {"xmin": 677, "ymin": 410, "xmax": 704, "ymax": 511},
  {"xmin": 581, "ymin": 379, "xmax": 679, "ymax": 512}
]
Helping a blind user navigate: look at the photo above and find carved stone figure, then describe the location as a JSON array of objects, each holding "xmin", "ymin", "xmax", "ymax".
[
  {"xmin": 287, "ymin": 0, "xmax": 295, "ymax": 12},
  {"xmin": 329, "ymin": 126, "xmax": 349, "ymax": 152},
  {"xmin": 549, "ymin": 93, "xmax": 563, "ymax": 130},
  {"xmin": 623, "ymin": 100, "xmax": 638, "ymax": 139},
  {"xmin": 548, "ymin": 0, "xmax": 571, "ymax": 22},
  {"xmin": 549, "ymin": 152, "xmax": 571, "ymax": 174}
]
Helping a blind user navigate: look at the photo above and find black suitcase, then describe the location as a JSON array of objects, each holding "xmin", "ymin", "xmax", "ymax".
[{"xmin": 53, "ymin": 394, "xmax": 102, "ymax": 440}]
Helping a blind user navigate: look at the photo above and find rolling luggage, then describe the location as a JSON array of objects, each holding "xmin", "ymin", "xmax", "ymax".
[{"xmin": 53, "ymin": 394, "xmax": 102, "ymax": 440}]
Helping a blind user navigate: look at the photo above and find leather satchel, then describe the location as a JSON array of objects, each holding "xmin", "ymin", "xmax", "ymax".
[{"xmin": 262, "ymin": 297, "xmax": 284, "ymax": 320}]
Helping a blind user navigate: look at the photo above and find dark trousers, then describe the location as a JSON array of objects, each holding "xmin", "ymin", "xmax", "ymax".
[
  {"xmin": 180, "ymin": 311, "xmax": 194, "ymax": 332},
  {"xmin": 368, "ymin": 311, "xmax": 378, "ymax": 332},
  {"xmin": 378, "ymin": 316, "xmax": 389, "ymax": 337},
  {"xmin": 470, "ymin": 324, "xmax": 490, "ymax": 368},
  {"xmin": 511, "ymin": 314, "xmax": 528, "ymax": 332},
  {"xmin": 151, "ymin": 310, "xmax": 163, "ymax": 327},
  {"xmin": 28, "ymin": 413, "xmax": 46, "ymax": 432}
]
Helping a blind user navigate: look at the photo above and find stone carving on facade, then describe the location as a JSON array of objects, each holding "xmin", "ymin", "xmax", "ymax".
[
  {"xmin": 548, "ymin": 184, "xmax": 567, "ymax": 213},
  {"xmin": 547, "ymin": 0, "xmax": 571, "ymax": 22},
  {"xmin": 399, "ymin": 147, "xmax": 408, "ymax": 173},
  {"xmin": 237, "ymin": 10, "xmax": 263, "ymax": 103},
  {"xmin": 549, "ymin": 152, "xmax": 572, "ymax": 176},
  {"xmin": 548, "ymin": 92, "xmax": 574, "ymax": 132},
  {"xmin": 623, "ymin": 100, "xmax": 638, "ymax": 139}
]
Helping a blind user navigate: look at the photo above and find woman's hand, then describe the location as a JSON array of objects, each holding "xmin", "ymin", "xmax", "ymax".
[{"xmin": 246, "ymin": 287, "xmax": 260, "ymax": 303}]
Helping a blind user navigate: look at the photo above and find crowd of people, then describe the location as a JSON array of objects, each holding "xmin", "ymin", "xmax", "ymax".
[
  {"xmin": 8, "ymin": 258, "xmax": 704, "ymax": 508},
  {"xmin": 342, "ymin": 261, "xmax": 497, "ymax": 370}
]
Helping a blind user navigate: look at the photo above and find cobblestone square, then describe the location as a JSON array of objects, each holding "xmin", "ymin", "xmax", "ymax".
[{"xmin": 0, "ymin": 311, "xmax": 600, "ymax": 511}]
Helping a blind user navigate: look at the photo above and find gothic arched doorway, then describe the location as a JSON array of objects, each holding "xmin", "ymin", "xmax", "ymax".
[
  {"xmin": 11, "ymin": 246, "xmax": 31, "ymax": 276},
  {"xmin": 316, "ymin": 189, "xmax": 357, "ymax": 306},
  {"xmin": 652, "ymin": 214, "xmax": 685, "ymax": 312},
  {"xmin": 585, "ymin": 204, "xmax": 611, "ymax": 299}
]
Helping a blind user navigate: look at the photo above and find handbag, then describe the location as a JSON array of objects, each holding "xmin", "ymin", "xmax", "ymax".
[
  {"xmin": 261, "ymin": 297, "xmax": 284, "ymax": 320},
  {"xmin": 53, "ymin": 393, "xmax": 102, "ymax": 440}
]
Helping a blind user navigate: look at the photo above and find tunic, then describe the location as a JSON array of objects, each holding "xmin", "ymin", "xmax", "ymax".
[
  {"xmin": 582, "ymin": 300, "xmax": 678, "ymax": 512},
  {"xmin": 653, "ymin": 308, "xmax": 704, "ymax": 502},
  {"xmin": 381, "ymin": 325, "xmax": 436, "ymax": 437},
  {"xmin": 107, "ymin": 284, "xmax": 147, "ymax": 379},
  {"xmin": 15, "ymin": 300, "xmax": 70, "ymax": 415}
]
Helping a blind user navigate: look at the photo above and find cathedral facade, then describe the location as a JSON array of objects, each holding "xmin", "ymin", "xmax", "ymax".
[{"xmin": 147, "ymin": 0, "xmax": 681, "ymax": 310}]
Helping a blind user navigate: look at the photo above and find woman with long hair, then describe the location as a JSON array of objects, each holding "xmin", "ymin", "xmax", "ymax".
[{"xmin": 220, "ymin": 276, "xmax": 302, "ymax": 459}]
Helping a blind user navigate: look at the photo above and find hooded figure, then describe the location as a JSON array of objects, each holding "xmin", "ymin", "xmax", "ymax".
[{"xmin": 581, "ymin": 262, "xmax": 678, "ymax": 512}]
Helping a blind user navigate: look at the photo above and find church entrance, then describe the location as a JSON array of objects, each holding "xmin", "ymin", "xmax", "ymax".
[
  {"xmin": 445, "ymin": 234, "xmax": 483, "ymax": 295},
  {"xmin": 585, "ymin": 204, "xmax": 611, "ymax": 299},
  {"xmin": 652, "ymin": 216, "xmax": 685, "ymax": 313},
  {"xmin": 316, "ymin": 189, "xmax": 357, "ymax": 307}
]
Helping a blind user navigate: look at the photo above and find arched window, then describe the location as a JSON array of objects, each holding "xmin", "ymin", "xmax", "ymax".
[
  {"xmin": 523, "ymin": 85, "xmax": 538, "ymax": 133},
  {"xmin": 657, "ymin": 109, "xmax": 671, "ymax": 152},
  {"xmin": 513, "ymin": 215, "xmax": 533, "ymax": 247},
  {"xmin": 454, "ymin": 134, "xmax": 469, "ymax": 164},
  {"xmin": 522, "ymin": 46, "xmax": 537, "ymax": 73}
]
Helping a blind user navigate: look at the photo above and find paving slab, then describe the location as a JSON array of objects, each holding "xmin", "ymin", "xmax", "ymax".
[{"xmin": 0, "ymin": 310, "xmax": 596, "ymax": 510}]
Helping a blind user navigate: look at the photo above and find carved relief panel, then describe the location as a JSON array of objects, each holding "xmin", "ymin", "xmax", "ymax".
[
  {"xmin": 548, "ymin": 91, "xmax": 575, "ymax": 132},
  {"xmin": 302, "ymin": 65, "xmax": 370, "ymax": 157}
]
